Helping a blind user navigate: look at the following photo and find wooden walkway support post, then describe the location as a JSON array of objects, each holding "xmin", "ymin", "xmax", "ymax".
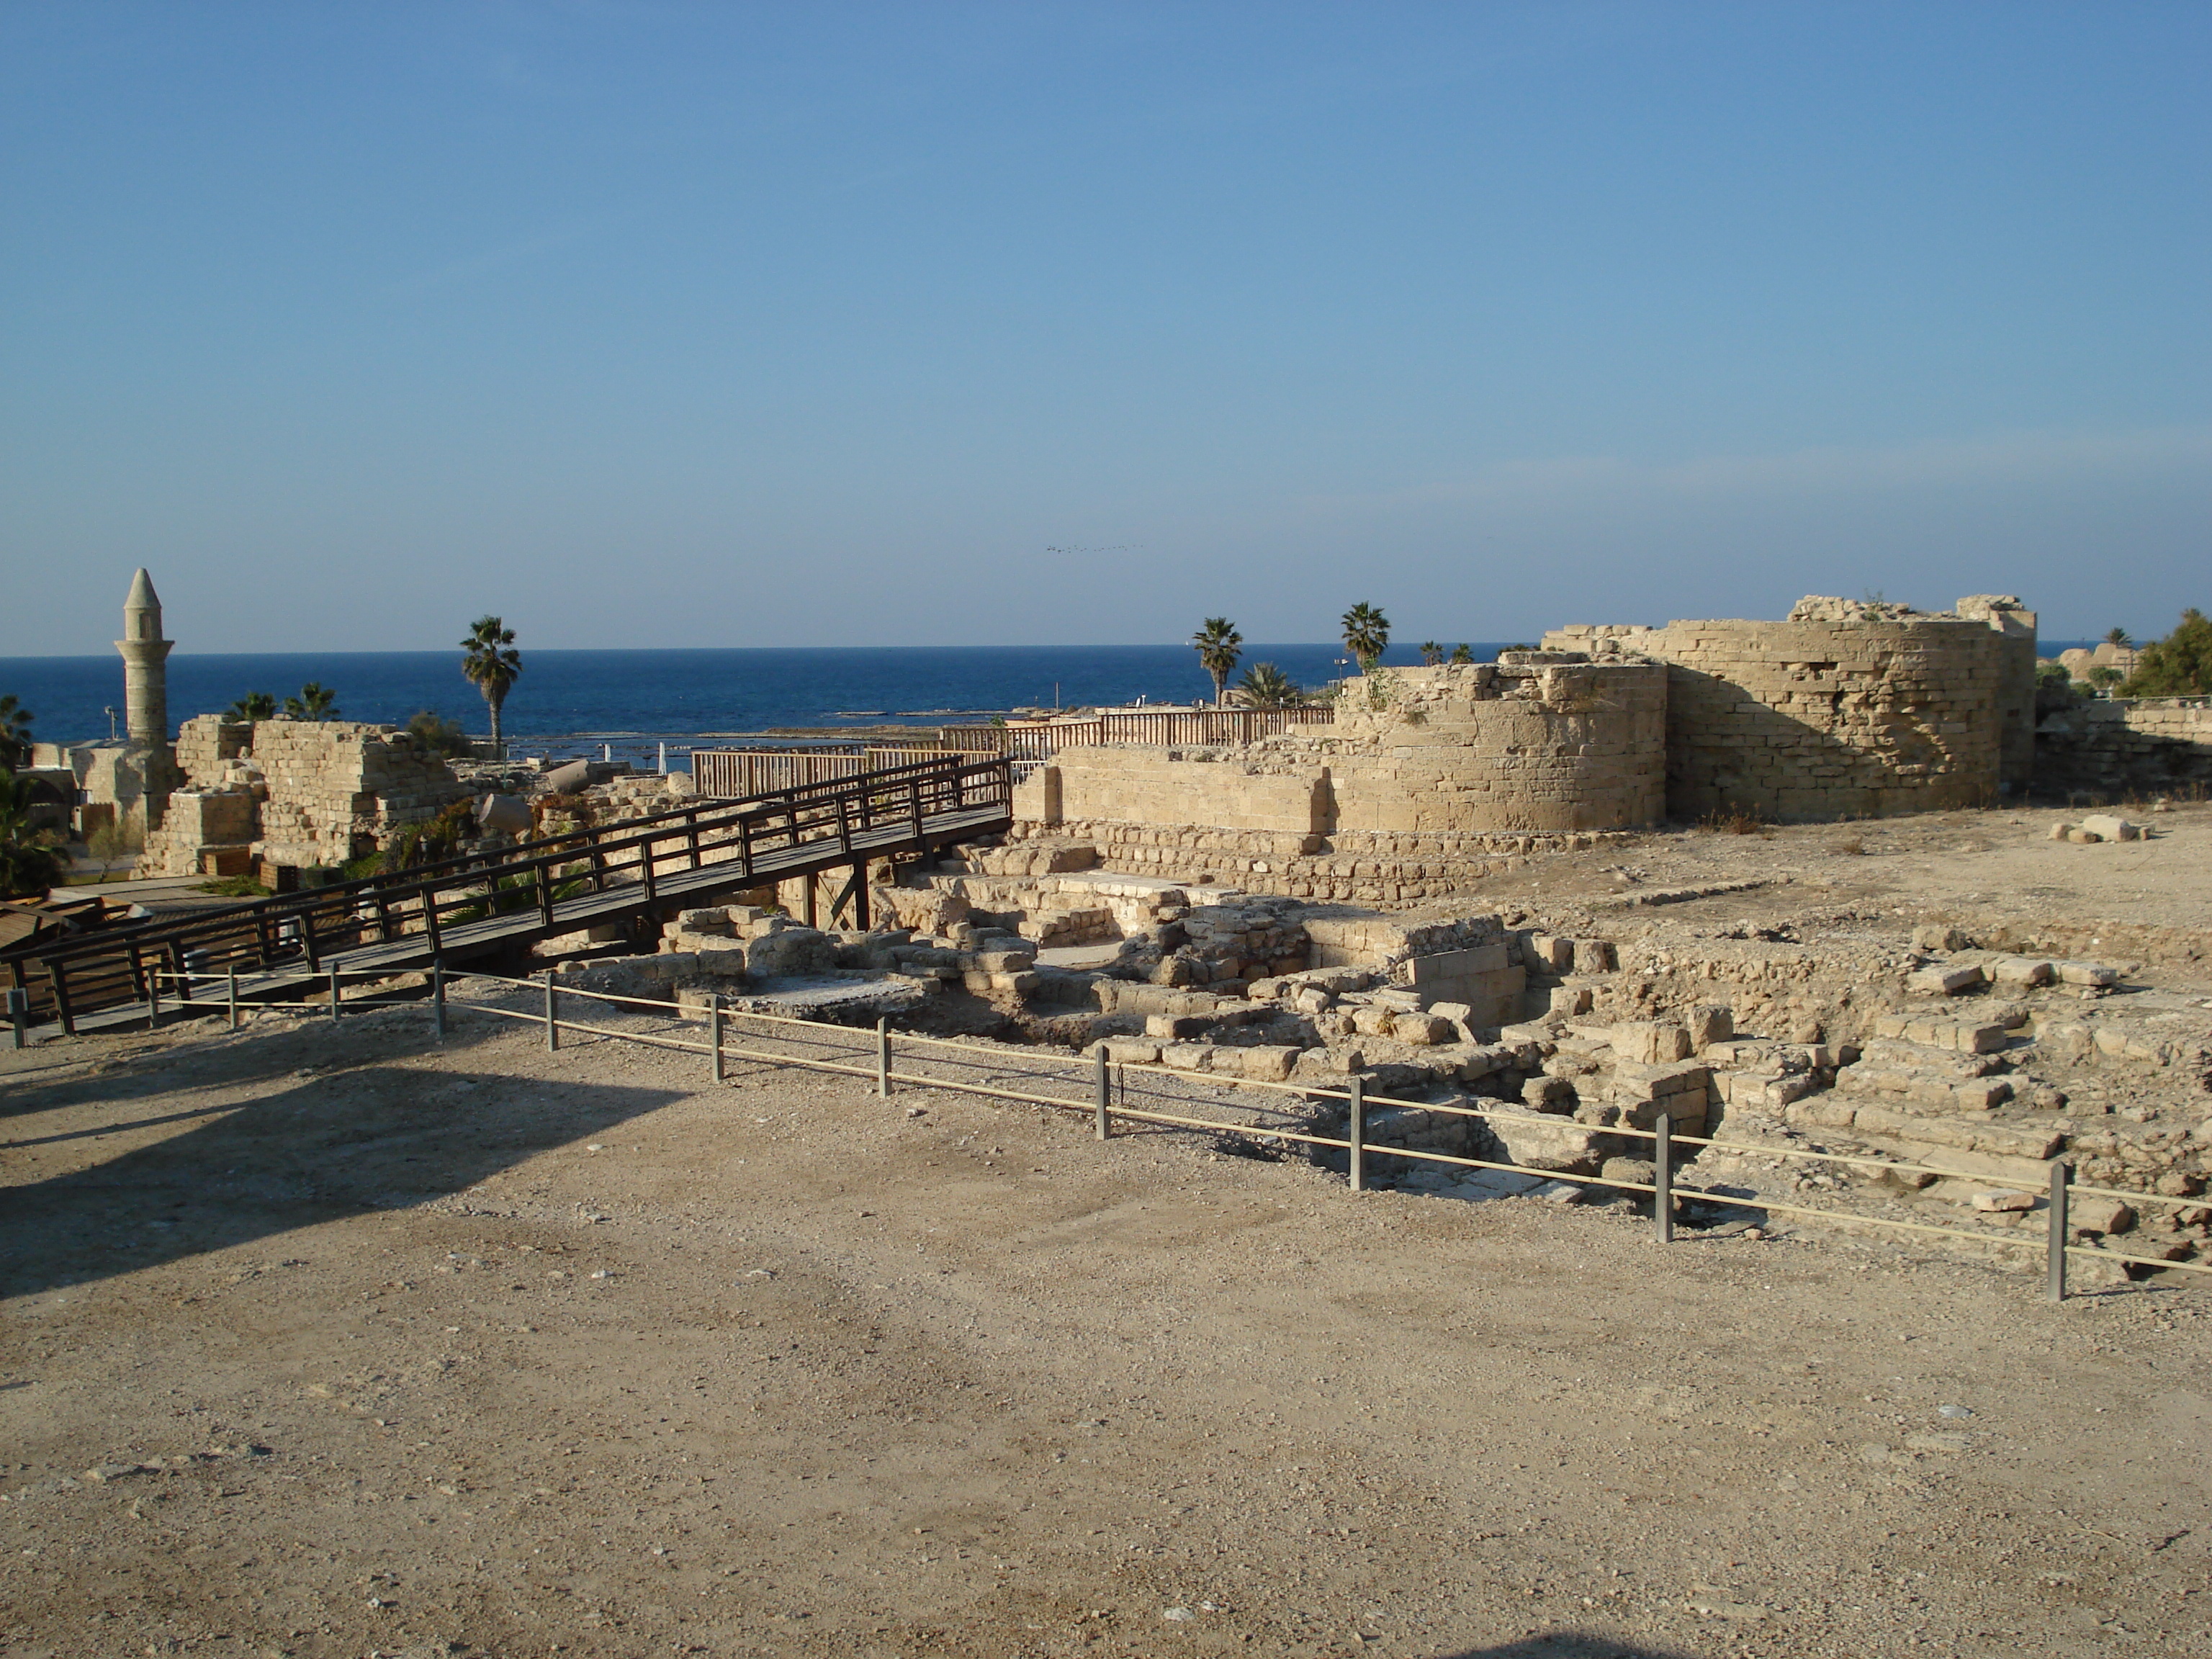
[
  {"xmin": 1347, "ymin": 1077, "xmax": 1366, "ymax": 1192},
  {"xmin": 2047, "ymin": 1159, "xmax": 2072, "ymax": 1303}
]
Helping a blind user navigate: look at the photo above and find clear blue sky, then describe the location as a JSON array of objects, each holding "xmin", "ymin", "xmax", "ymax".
[{"xmin": 2, "ymin": 1, "xmax": 2206, "ymax": 655}]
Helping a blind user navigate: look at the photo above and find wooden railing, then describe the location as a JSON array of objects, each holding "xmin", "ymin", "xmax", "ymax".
[
  {"xmin": 7, "ymin": 755, "xmax": 1012, "ymax": 1032},
  {"xmin": 692, "ymin": 748, "xmax": 867, "ymax": 798},
  {"xmin": 691, "ymin": 706, "xmax": 1334, "ymax": 795},
  {"xmin": 1002, "ymin": 706, "xmax": 1333, "ymax": 758}
]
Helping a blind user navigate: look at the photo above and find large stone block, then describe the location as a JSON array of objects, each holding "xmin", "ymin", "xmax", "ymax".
[
  {"xmin": 1483, "ymin": 1111, "xmax": 1613, "ymax": 1175},
  {"xmin": 1405, "ymin": 948, "xmax": 1524, "ymax": 1026},
  {"xmin": 743, "ymin": 928, "xmax": 839, "ymax": 979}
]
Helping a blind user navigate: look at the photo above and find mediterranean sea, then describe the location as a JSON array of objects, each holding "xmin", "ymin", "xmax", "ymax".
[{"xmin": 0, "ymin": 642, "xmax": 1493, "ymax": 765}]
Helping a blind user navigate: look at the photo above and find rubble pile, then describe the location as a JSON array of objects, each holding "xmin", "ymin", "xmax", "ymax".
[{"xmin": 541, "ymin": 830, "xmax": 2211, "ymax": 1285}]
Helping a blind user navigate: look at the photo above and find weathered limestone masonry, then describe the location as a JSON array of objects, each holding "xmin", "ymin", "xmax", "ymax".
[
  {"xmin": 1004, "ymin": 600, "xmax": 2050, "ymax": 896},
  {"xmin": 141, "ymin": 715, "xmax": 471, "ymax": 875},
  {"xmin": 1012, "ymin": 657, "xmax": 1662, "ymax": 899},
  {"xmin": 1545, "ymin": 595, "xmax": 2036, "ymax": 821},
  {"xmin": 1319, "ymin": 657, "xmax": 1668, "ymax": 832},
  {"xmin": 2035, "ymin": 698, "xmax": 2212, "ymax": 798}
]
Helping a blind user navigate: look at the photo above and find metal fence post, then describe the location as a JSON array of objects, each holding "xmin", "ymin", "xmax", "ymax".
[
  {"xmin": 544, "ymin": 974, "xmax": 559, "ymax": 1051},
  {"xmin": 876, "ymin": 1017, "xmax": 891, "ymax": 1098},
  {"xmin": 148, "ymin": 968, "xmax": 161, "ymax": 1032},
  {"xmin": 431, "ymin": 959, "xmax": 445, "ymax": 1042},
  {"xmin": 2047, "ymin": 1159, "xmax": 2071, "ymax": 1304},
  {"xmin": 1094, "ymin": 1047, "xmax": 1111, "ymax": 1140},
  {"xmin": 709, "ymin": 993, "xmax": 724, "ymax": 1082},
  {"xmin": 1654, "ymin": 1112, "xmax": 1674, "ymax": 1244},
  {"xmin": 226, "ymin": 969, "xmax": 239, "ymax": 1033},
  {"xmin": 330, "ymin": 968, "xmax": 341, "ymax": 1023},
  {"xmin": 6, "ymin": 988, "xmax": 26, "ymax": 1051},
  {"xmin": 1347, "ymin": 1076, "xmax": 1366, "ymax": 1192}
]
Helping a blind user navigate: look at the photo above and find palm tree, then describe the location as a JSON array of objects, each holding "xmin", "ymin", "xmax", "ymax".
[
  {"xmin": 1190, "ymin": 617, "xmax": 1244, "ymax": 708},
  {"xmin": 1419, "ymin": 642, "xmax": 1443, "ymax": 666},
  {"xmin": 1448, "ymin": 643, "xmax": 1475, "ymax": 664},
  {"xmin": 0, "ymin": 693, "xmax": 32, "ymax": 772},
  {"xmin": 2105, "ymin": 627, "xmax": 2133, "ymax": 647},
  {"xmin": 462, "ymin": 615, "xmax": 523, "ymax": 754},
  {"xmin": 1340, "ymin": 603, "xmax": 1390, "ymax": 674},
  {"xmin": 225, "ymin": 691, "xmax": 277, "ymax": 721},
  {"xmin": 283, "ymin": 682, "xmax": 340, "ymax": 721},
  {"xmin": 1234, "ymin": 662, "xmax": 1304, "ymax": 709}
]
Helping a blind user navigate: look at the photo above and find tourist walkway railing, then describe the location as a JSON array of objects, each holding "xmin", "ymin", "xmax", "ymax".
[
  {"xmin": 691, "ymin": 708, "xmax": 1335, "ymax": 798},
  {"xmin": 4, "ymin": 754, "xmax": 1012, "ymax": 1033},
  {"xmin": 114, "ymin": 962, "xmax": 2203, "ymax": 1305}
]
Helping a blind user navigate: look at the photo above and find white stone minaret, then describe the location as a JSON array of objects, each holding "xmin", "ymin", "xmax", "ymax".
[{"xmin": 117, "ymin": 567, "xmax": 174, "ymax": 749}]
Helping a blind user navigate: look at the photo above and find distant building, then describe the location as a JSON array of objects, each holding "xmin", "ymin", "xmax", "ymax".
[{"xmin": 31, "ymin": 569, "xmax": 180, "ymax": 848}]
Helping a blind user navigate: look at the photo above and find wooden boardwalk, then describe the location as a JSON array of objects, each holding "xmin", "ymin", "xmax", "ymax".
[{"xmin": 7, "ymin": 755, "xmax": 1012, "ymax": 1037}]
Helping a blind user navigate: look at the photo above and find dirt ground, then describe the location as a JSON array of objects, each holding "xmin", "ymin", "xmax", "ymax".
[
  {"xmin": 1500, "ymin": 799, "xmax": 2212, "ymax": 957},
  {"xmin": 6, "ymin": 807, "xmax": 2212, "ymax": 1659}
]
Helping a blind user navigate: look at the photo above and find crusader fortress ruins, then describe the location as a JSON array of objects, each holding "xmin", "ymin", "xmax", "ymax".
[
  {"xmin": 1003, "ymin": 594, "xmax": 2039, "ymax": 903},
  {"xmin": 17, "ymin": 574, "xmax": 2212, "ymax": 1286}
]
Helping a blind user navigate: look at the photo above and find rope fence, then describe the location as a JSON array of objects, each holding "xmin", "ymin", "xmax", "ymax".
[{"xmin": 53, "ymin": 961, "xmax": 2209, "ymax": 1305}]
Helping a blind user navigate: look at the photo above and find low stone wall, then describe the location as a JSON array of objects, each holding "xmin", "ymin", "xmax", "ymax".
[
  {"xmin": 2034, "ymin": 698, "xmax": 2212, "ymax": 798},
  {"xmin": 1004, "ymin": 819, "xmax": 1632, "ymax": 905},
  {"xmin": 1017, "ymin": 748, "xmax": 1326, "ymax": 836}
]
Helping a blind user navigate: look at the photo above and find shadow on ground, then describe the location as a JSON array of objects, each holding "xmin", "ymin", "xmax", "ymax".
[
  {"xmin": 1, "ymin": 1030, "xmax": 685, "ymax": 1298},
  {"xmin": 1444, "ymin": 1640, "xmax": 1697, "ymax": 1658}
]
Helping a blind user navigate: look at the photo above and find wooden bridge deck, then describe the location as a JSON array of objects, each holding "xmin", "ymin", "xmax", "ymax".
[{"xmin": 6, "ymin": 754, "xmax": 1012, "ymax": 1038}]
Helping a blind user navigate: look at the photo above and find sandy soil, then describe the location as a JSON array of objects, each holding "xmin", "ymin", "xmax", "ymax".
[
  {"xmin": 5, "ymin": 970, "xmax": 2211, "ymax": 1659},
  {"xmin": 1501, "ymin": 801, "xmax": 2212, "ymax": 955}
]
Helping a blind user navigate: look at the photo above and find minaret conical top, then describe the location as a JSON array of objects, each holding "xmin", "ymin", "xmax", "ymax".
[{"xmin": 116, "ymin": 567, "xmax": 174, "ymax": 747}]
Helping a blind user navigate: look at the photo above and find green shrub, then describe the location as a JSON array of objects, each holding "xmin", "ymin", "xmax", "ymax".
[
  {"xmin": 2121, "ymin": 608, "xmax": 2212, "ymax": 697},
  {"xmin": 406, "ymin": 710, "xmax": 474, "ymax": 759},
  {"xmin": 196, "ymin": 875, "xmax": 271, "ymax": 899}
]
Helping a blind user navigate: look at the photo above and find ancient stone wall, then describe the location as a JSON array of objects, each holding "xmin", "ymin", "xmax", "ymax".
[
  {"xmin": 1547, "ymin": 597, "xmax": 2025, "ymax": 822},
  {"xmin": 142, "ymin": 715, "xmax": 471, "ymax": 873},
  {"xmin": 1002, "ymin": 599, "xmax": 2035, "ymax": 896},
  {"xmin": 1014, "ymin": 658, "xmax": 1665, "ymax": 846},
  {"xmin": 2035, "ymin": 698, "xmax": 2212, "ymax": 797},
  {"xmin": 173, "ymin": 717, "xmax": 251, "ymax": 783},
  {"xmin": 1014, "ymin": 749, "xmax": 1326, "ymax": 837},
  {"xmin": 1318, "ymin": 658, "xmax": 1668, "ymax": 834},
  {"xmin": 1954, "ymin": 595, "xmax": 2038, "ymax": 793},
  {"xmin": 246, "ymin": 720, "xmax": 472, "ymax": 867}
]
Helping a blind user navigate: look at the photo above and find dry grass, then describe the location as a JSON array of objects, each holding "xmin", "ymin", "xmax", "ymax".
[{"xmin": 1698, "ymin": 804, "xmax": 1771, "ymax": 837}]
